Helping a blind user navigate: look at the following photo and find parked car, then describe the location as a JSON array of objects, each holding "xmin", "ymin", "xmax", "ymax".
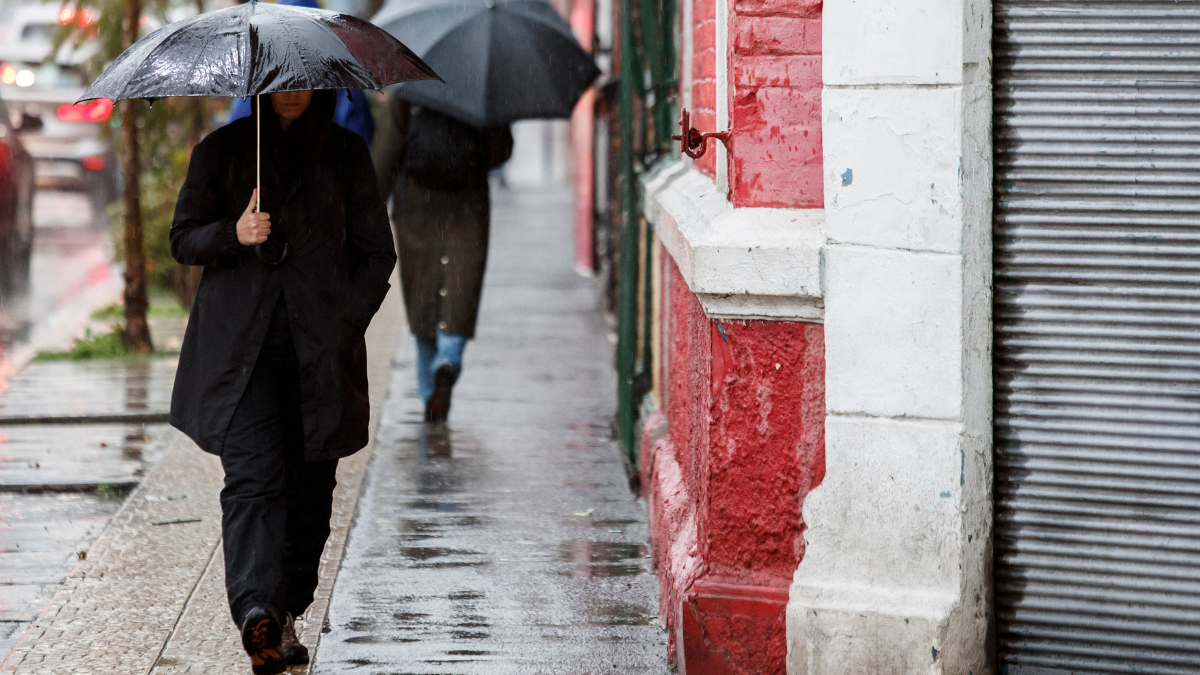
[
  {"xmin": 0, "ymin": 93, "xmax": 37, "ymax": 293},
  {"xmin": 0, "ymin": 3, "xmax": 115, "ymax": 211}
]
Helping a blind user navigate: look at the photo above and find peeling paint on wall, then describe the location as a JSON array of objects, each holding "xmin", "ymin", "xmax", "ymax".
[
  {"xmin": 644, "ymin": 257, "xmax": 826, "ymax": 673},
  {"xmin": 729, "ymin": 0, "xmax": 823, "ymax": 208}
]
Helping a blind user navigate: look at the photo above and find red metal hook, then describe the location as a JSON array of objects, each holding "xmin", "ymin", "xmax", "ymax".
[{"xmin": 671, "ymin": 108, "xmax": 731, "ymax": 160}]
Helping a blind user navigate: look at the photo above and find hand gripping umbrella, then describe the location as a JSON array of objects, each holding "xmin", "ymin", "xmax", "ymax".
[
  {"xmin": 372, "ymin": 0, "xmax": 599, "ymax": 126},
  {"xmin": 78, "ymin": 0, "xmax": 439, "ymax": 262}
]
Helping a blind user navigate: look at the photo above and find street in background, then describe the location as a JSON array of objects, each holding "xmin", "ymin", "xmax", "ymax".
[{"xmin": 0, "ymin": 3, "xmax": 116, "ymax": 214}]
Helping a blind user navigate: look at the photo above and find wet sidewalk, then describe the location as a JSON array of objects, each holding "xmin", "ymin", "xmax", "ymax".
[{"xmin": 313, "ymin": 185, "xmax": 669, "ymax": 674}]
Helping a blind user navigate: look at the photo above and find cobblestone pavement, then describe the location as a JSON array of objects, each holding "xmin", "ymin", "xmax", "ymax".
[
  {"xmin": 312, "ymin": 185, "xmax": 670, "ymax": 674},
  {"xmin": 0, "ymin": 491, "xmax": 123, "ymax": 657}
]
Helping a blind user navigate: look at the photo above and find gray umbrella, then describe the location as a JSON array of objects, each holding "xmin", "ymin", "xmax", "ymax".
[{"xmin": 372, "ymin": 0, "xmax": 599, "ymax": 127}]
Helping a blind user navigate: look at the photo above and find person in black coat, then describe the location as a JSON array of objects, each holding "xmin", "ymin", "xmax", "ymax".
[{"xmin": 169, "ymin": 89, "xmax": 395, "ymax": 675}]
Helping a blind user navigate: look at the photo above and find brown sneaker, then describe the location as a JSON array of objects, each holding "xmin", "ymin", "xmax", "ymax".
[
  {"xmin": 240, "ymin": 605, "xmax": 285, "ymax": 675},
  {"xmin": 280, "ymin": 612, "xmax": 310, "ymax": 666}
]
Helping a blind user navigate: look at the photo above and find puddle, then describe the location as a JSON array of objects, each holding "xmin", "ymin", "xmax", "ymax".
[
  {"xmin": 343, "ymin": 635, "xmax": 419, "ymax": 644},
  {"xmin": 557, "ymin": 541, "xmax": 649, "ymax": 564},
  {"xmin": 415, "ymin": 560, "xmax": 488, "ymax": 569},
  {"xmin": 591, "ymin": 519, "xmax": 639, "ymax": 529},
  {"xmin": 401, "ymin": 499, "xmax": 467, "ymax": 512},
  {"xmin": 399, "ymin": 546, "xmax": 483, "ymax": 561},
  {"xmin": 556, "ymin": 540, "xmax": 650, "ymax": 578},
  {"xmin": 589, "ymin": 601, "xmax": 654, "ymax": 627}
]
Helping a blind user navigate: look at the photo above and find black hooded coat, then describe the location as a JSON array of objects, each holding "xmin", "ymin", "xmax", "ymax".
[{"xmin": 169, "ymin": 91, "xmax": 397, "ymax": 462}]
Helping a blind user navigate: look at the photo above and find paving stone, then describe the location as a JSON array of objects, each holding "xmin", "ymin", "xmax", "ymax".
[{"xmin": 0, "ymin": 488, "xmax": 129, "ymax": 658}]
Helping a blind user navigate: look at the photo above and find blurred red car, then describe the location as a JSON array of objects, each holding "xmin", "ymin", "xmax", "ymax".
[{"xmin": 0, "ymin": 93, "xmax": 36, "ymax": 293}]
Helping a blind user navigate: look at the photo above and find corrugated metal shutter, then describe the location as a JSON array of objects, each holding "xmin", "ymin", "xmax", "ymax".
[{"xmin": 994, "ymin": 1, "xmax": 1200, "ymax": 673}]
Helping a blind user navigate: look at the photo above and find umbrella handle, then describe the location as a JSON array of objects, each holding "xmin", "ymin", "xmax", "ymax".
[
  {"xmin": 255, "ymin": 242, "xmax": 289, "ymax": 265},
  {"xmin": 256, "ymin": 94, "xmax": 261, "ymax": 213},
  {"xmin": 251, "ymin": 95, "xmax": 287, "ymax": 266}
]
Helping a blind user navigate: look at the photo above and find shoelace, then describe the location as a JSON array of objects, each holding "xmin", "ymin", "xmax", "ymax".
[{"xmin": 281, "ymin": 614, "xmax": 300, "ymax": 646}]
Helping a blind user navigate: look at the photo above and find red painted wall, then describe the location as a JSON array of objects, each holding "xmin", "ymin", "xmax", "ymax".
[
  {"xmin": 730, "ymin": 0, "xmax": 823, "ymax": 208},
  {"xmin": 687, "ymin": 0, "xmax": 823, "ymax": 207},
  {"xmin": 692, "ymin": 0, "xmax": 719, "ymax": 179},
  {"xmin": 643, "ymin": 258, "xmax": 825, "ymax": 672}
]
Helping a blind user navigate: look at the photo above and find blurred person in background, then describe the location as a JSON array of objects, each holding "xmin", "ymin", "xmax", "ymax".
[{"xmin": 372, "ymin": 94, "xmax": 512, "ymax": 422}]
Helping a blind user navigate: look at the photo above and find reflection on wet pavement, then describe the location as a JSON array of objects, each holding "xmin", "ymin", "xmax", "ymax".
[
  {"xmin": 0, "ymin": 358, "xmax": 176, "ymax": 421},
  {"xmin": 0, "ymin": 424, "xmax": 174, "ymax": 489},
  {"xmin": 314, "ymin": 186, "xmax": 669, "ymax": 674}
]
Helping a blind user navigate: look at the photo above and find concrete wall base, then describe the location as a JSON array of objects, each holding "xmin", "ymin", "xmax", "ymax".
[{"xmin": 787, "ymin": 597, "xmax": 957, "ymax": 675}]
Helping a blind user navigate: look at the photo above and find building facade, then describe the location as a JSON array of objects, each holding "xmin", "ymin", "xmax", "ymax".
[{"xmin": 588, "ymin": 0, "xmax": 1200, "ymax": 672}]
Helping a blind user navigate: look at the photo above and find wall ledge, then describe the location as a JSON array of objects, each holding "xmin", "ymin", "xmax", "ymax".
[{"xmin": 642, "ymin": 162, "xmax": 826, "ymax": 323}]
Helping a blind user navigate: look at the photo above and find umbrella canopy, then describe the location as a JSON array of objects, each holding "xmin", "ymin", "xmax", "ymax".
[
  {"xmin": 80, "ymin": 0, "xmax": 438, "ymax": 103},
  {"xmin": 372, "ymin": 0, "xmax": 599, "ymax": 127}
]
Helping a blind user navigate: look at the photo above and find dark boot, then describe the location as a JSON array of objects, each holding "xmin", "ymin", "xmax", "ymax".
[
  {"xmin": 240, "ymin": 604, "xmax": 285, "ymax": 675},
  {"xmin": 424, "ymin": 363, "xmax": 461, "ymax": 422},
  {"xmin": 280, "ymin": 612, "xmax": 310, "ymax": 666}
]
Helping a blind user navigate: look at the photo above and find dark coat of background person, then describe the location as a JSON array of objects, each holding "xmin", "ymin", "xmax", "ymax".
[
  {"xmin": 169, "ymin": 92, "xmax": 397, "ymax": 463},
  {"xmin": 372, "ymin": 96, "xmax": 513, "ymax": 340}
]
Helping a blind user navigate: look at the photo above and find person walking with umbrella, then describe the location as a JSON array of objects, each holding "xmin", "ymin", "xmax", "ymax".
[
  {"xmin": 373, "ymin": 98, "xmax": 513, "ymax": 422},
  {"xmin": 173, "ymin": 89, "xmax": 393, "ymax": 674},
  {"xmin": 77, "ymin": 2, "xmax": 437, "ymax": 672},
  {"xmin": 371, "ymin": 0, "xmax": 598, "ymax": 422}
]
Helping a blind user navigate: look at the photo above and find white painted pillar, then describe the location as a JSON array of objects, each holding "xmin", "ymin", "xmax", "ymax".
[{"xmin": 787, "ymin": 0, "xmax": 993, "ymax": 673}]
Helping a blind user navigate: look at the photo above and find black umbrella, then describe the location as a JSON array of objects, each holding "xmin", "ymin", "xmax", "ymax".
[
  {"xmin": 79, "ymin": 0, "xmax": 438, "ymax": 258},
  {"xmin": 372, "ymin": 0, "xmax": 599, "ymax": 127}
]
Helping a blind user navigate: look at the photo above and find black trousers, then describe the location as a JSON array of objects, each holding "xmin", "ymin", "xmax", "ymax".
[{"xmin": 220, "ymin": 296, "xmax": 338, "ymax": 624}]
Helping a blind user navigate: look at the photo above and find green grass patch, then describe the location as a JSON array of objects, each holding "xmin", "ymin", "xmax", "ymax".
[
  {"xmin": 90, "ymin": 304, "xmax": 122, "ymax": 321},
  {"xmin": 34, "ymin": 328, "xmax": 132, "ymax": 361},
  {"xmin": 91, "ymin": 298, "xmax": 190, "ymax": 321}
]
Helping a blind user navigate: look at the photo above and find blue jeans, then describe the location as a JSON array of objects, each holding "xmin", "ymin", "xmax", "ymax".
[{"xmin": 416, "ymin": 330, "xmax": 467, "ymax": 402}]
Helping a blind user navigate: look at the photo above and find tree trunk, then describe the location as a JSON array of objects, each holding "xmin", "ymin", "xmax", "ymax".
[
  {"xmin": 174, "ymin": 68, "xmax": 208, "ymax": 310},
  {"xmin": 121, "ymin": 0, "xmax": 152, "ymax": 353}
]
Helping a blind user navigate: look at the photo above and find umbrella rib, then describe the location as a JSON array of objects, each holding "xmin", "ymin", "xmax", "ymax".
[
  {"xmin": 282, "ymin": 15, "xmax": 315, "ymax": 91},
  {"xmin": 159, "ymin": 14, "xmax": 224, "ymax": 98}
]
